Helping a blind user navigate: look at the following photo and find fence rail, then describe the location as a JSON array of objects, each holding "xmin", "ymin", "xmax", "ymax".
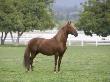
[
  {"xmin": 3, "ymin": 37, "xmax": 110, "ymax": 46},
  {"xmin": 0, "ymin": 32, "xmax": 110, "ymax": 46},
  {"xmin": 67, "ymin": 39, "xmax": 110, "ymax": 46}
]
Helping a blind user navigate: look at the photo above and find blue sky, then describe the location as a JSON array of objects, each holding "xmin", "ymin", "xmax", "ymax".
[{"xmin": 53, "ymin": 0, "xmax": 86, "ymax": 7}]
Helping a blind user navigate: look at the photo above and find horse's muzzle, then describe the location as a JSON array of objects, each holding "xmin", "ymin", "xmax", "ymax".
[
  {"xmin": 76, "ymin": 33, "xmax": 78, "ymax": 37},
  {"xmin": 73, "ymin": 32, "xmax": 78, "ymax": 37}
]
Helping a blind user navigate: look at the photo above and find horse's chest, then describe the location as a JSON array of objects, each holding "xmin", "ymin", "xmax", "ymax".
[{"xmin": 58, "ymin": 45, "xmax": 67, "ymax": 54}]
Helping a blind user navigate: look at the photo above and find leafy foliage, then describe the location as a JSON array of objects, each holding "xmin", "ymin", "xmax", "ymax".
[
  {"xmin": 76, "ymin": 0, "xmax": 110, "ymax": 37},
  {"xmin": 0, "ymin": 0, "xmax": 54, "ymax": 44},
  {"xmin": 0, "ymin": 0, "xmax": 54, "ymax": 31}
]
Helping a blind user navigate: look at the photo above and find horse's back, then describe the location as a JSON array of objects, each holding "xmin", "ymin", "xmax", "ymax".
[{"xmin": 27, "ymin": 38, "xmax": 44, "ymax": 51}]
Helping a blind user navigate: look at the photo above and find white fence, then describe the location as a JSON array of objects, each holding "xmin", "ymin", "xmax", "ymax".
[
  {"xmin": 1, "ymin": 31, "xmax": 110, "ymax": 46},
  {"xmin": 67, "ymin": 34, "xmax": 110, "ymax": 46}
]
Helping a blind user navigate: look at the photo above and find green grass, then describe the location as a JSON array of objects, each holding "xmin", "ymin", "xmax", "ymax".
[{"xmin": 0, "ymin": 46, "xmax": 110, "ymax": 82}]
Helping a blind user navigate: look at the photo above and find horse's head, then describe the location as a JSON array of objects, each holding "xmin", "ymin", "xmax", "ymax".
[{"xmin": 66, "ymin": 21, "xmax": 78, "ymax": 37}]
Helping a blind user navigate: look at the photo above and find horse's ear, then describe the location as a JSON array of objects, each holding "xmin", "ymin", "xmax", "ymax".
[
  {"xmin": 69, "ymin": 21, "xmax": 71, "ymax": 25},
  {"xmin": 67, "ymin": 21, "xmax": 71, "ymax": 25},
  {"xmin": 67, "ymin": 21, "xmax": 69, "ymax": 25}
]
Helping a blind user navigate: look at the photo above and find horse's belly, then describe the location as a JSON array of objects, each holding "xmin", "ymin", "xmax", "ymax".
[
  {"xmin": 40, "ymin": 52, "xmax": 54, "ymax": 56},
  {"xmin": 39, "ymin": 47, "xmax": 56, "ymax": 56},
  {"xmin": 40, "ymin": 50, "xmax": 55, "ymax": 56}
]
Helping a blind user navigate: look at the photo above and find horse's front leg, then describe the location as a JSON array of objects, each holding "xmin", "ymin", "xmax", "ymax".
[
  {"xmin": 57, "ymin": 47, "xmax": 66, "ymax": 72},
  {"xmin": 54, "ymin": 55, "xmax": 58, "ymax": 72},
  {"xmin": 58, "ymin": 55, "xmax": 63, "ymax": 72}
]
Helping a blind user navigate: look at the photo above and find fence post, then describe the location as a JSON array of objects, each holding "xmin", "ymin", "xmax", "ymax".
[
  {"xmin": 68, "ymin": 40, "xmax": 71, "ymax": 46},
  {"xmin": 96, "ymin": 39, "xmax": 98, "ymax": 46},
  {"xmin": 81, "ymin": 39, "xmax": 84, "ymax": 46}
]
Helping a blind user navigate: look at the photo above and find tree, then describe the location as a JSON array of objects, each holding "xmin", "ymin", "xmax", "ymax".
[
  {"xmin": 0, "ymin": 0, "xmax": 14, "ymax": 45},
  {"xmin": 0, "ymin": 0, "xmax": 54, "ymax": 44},
  {"xmin": 76, "ymin": 0, "xmax": 110, "ymax": 37},
  {"xmin": 12, "ymin": 0, "xmax": 54, "ymax": 43}
]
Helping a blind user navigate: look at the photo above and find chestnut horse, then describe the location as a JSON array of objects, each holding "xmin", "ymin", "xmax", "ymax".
[{"xmin": 24, "ymin": 21, "xmax": 78, "ymax": 72}]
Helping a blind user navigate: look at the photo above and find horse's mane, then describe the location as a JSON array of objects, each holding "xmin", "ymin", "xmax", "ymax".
[{"xmin": 53, "ymin": 25, "xmax": 68, "ymax": 43}]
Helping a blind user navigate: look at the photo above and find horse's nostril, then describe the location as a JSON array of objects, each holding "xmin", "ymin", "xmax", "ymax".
[
  {"xmin": 76, "ymin": 33, "xmax": 78, "ymax": 36},
  {"xmin": 74, "ymin": 33, "xmax": 78, "ymax": 37}
]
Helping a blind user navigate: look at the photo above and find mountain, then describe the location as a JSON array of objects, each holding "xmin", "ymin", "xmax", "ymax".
[
  {"xmin": 52, "ymin": 0, "xmax": 86, "ymax": 22},
  {"xmin": 53, "ymin": 0, "xmax": 86, "ymax": 8}
]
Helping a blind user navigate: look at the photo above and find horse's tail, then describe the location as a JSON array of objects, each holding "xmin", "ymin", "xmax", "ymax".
[{"xmin": 23, "ymin": 46, "xmax": 30, "ymax": 71}]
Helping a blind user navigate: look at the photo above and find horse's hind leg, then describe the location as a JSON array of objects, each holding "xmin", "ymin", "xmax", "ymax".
[
  {"xmin": 54, "ymin": 55, "xmax": 58, "ymax": 72},
  {"xmin": 30, "ymin": 51, "xmax": 38, "ymax": 71}
]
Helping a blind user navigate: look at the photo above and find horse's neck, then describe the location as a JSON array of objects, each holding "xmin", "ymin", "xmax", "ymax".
[{"xmin": 54, "ymin": 29, "xmax": 68, "ymax": 45}]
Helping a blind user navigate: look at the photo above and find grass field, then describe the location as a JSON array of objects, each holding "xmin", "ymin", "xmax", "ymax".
[{"xmin": 0, "ymin": 46, "xmax": 110, "ymax": 82}]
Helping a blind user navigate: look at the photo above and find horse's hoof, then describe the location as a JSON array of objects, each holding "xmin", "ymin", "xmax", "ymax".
[
  {"xmin": 25, "ymin": 70, "xmax": 29, "ymax": 73},
  {"xmin": 54, "ymin": 71, "xmax": 57, "ymax": 74}
]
